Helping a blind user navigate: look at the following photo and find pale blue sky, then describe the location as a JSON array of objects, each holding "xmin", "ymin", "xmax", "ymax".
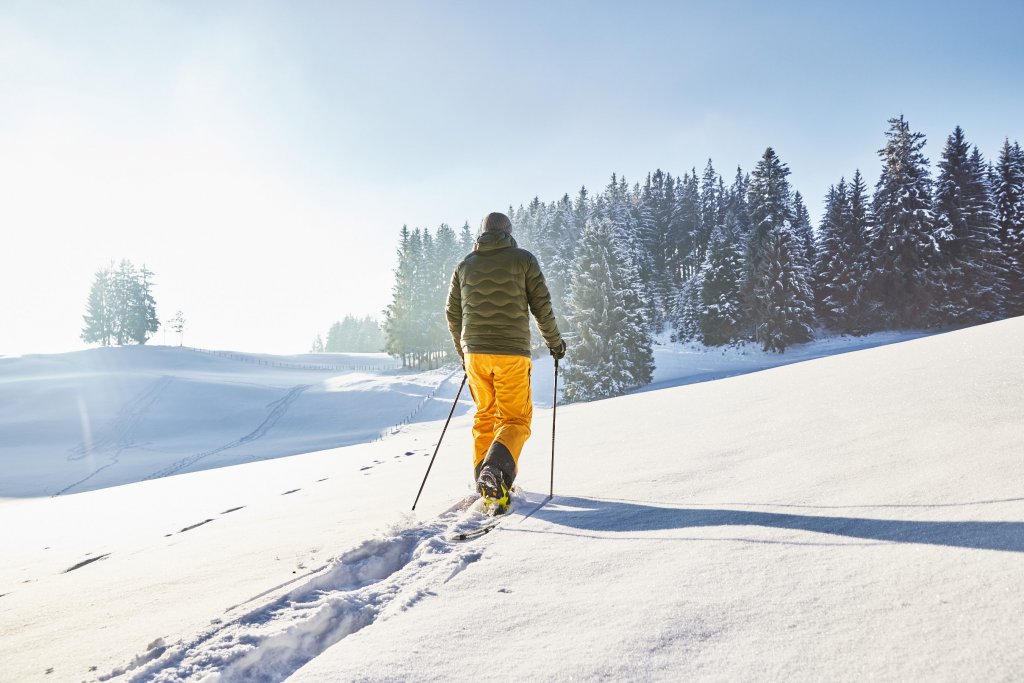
[{"xmin": 1, "ymin": 1, "xmax": 1022, "ymax": 354}]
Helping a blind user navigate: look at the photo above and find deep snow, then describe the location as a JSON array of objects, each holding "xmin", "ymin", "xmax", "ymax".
[{"xmin": 1, "ymin": 322, "xmax": 1021, "ymax": 682}]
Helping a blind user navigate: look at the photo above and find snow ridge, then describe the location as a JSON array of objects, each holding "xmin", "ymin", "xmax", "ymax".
[{"xmin": 106, "ymin": 499, "xmax": 487, "ymax": 683}]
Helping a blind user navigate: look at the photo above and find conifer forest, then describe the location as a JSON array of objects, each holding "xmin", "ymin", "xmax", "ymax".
[{"xmin": 384, "ymin": 118, "xmax": 1024, "ymax": 401}]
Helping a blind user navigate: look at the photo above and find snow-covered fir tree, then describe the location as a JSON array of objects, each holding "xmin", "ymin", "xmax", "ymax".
[
  {"xmin": 563, "ymin": 218, "xmax": 653, "ymax": 402},
  {"xmin": 671, "ymin": 271, "xmax": 703, "ymax": 342},
  {"xmin": 993, "ymin": 139, "xmax": 1024, "ymax": 315},
  {"xmin": 699, "ymin": 215, "xmax": 746, "ymax": 345},
  {"xmin": 815, "ymin": 172, "xmax": 874, "ymax": 334},
  {"xmin": 933, "ymin": 127, "xmax": 1009, "ymax": 324},
  {"xmin": 81, "ymin": 267, "xmax": 113, "ymax": 346},
  {"xmin": 869, "ymin": 116, "xmax": 944, "ymax": 329},
  {"xmin": 598, "ymin": 174, "xmax": 660, "ymax": 334},
  {"xmin": 698, "ymin": 160, "xmax": 722, "ymax": 264},
  {"xmin": 675, "ymin": 171, "xmax": 701, "ymax": 280},
  {"xmin": 459, "ymin": 222, "xmax": 474, "ymax": 256},
  {"xmin": 640, "ymin": 170, "xmax": 677, "ymax": 313},
  {"xmin": 745, "ymin": 148, "xmax": 811, "ymax": 344},
  {"xmin": 791, "ymin": 191, "xmax": 816, "ymax": 266},
  {"xmin": 751, "ymin": 225, "xmax": 816, "ymax": 352}
]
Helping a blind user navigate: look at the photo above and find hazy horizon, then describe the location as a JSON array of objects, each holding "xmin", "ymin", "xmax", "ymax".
[{"xmin": 2, "ymin": 0, "xmax": 1022, "ymax": 356}]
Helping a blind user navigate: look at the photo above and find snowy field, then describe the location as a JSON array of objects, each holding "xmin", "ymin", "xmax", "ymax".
[
  {"xmin": 1, "ymin": 321, "xmax": 1022, "ymax": 681},
  {"xmin": 0, "ymin": 331, "xmax": 925, "ymax": 499}
]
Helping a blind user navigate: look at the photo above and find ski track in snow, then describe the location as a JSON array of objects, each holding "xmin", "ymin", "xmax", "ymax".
[
  {"xmin": 141, "ymin": 384, "xmax": 312, "ymax": 481},
  {"xmin": 57, "ymin": 376, "xmax": 174, "ymax": 495},
  {"xmin": 104, "ymin": 497, "xmax": 494, "ymax": 683}
]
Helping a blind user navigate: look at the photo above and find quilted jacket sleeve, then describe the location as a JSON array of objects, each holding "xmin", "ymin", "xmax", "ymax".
[{"xmin": 445, "ymin": 267, "xmax": 464, "ymax": 358}]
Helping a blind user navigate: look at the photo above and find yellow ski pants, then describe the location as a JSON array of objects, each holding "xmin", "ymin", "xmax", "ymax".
[{"xmin": 465, "ymin": 353, "xmax": 533, "ymax": 475}]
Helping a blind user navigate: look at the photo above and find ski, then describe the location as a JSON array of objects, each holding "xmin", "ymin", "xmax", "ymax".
[
  {"xmin": 448, "ymin": 518, "xmax": 502, "ymax": 542},
  {"xmin": 442, "ymin": 495, "xmax": 513, "ymax": 543}
]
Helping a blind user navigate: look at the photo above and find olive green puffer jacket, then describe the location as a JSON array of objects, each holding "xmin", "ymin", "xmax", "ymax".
[{"xmin": 446, "ymin": 231, "xmax": 562, "ymax": 358}]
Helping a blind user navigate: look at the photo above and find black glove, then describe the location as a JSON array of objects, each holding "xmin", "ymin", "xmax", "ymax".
[{"xmin": 549, "ymin": 339, "xmax": 567, "ymax": 360}]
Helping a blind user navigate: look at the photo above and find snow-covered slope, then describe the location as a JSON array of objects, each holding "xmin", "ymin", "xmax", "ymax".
[
  {"xmin": 0, "ymin": 347, "xmax": 456, "ymax": 497},
  {"xmin": 1, "ymin": 321, "xmax": 1021, "ymax": 682},
  {"xmin": 0, "ymin": 331, "xmax": 923, "ymax": 499}
]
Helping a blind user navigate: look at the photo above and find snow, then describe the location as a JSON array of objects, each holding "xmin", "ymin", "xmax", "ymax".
[
  {"xmin": 0, "ymin": 347, "xmax": 457, "ymax": 497},
  {"xmin": 1, "ymin": 321, "xmax": 1023, "ymax": 681}
]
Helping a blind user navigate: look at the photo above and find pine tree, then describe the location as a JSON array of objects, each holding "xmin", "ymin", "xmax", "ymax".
[
  {"xmin": 170, "ymin": 311, "xmax": 186, "ymax": 346},
  {"xmin": 745, "ymin": 148, "xmax": 809, "ymax": 344},
  {"xmin": 640, "ymin": 170, "xmax": 676, "ymax": 314},
  {"xmin": 383, "ymin": 226, "xmax": 417, "ymax": 366},
  {"xmin": 126, "ymin": 265, "xmax": 159, "ymax": 344},
  {"xmin": 751, "ymin": 225, "xmax": 816, "ymax": 352},
  {"xmin": 816, "ymin": 173, "xmax": 874, "ymax": 334},
  {"xmin": 698, "ymin": 160, "xmax": 722, "ymax": 263},
  {"xmin": 699, "ymin": 216, "xmax": 746, "ymax": 345},
  {"xmin": 563, "ymin": 219, "xmax": 653, "ymax": 402},
  {"xmin": 675, "ymin": 172, "xmax": 701, "ymax": 280},
  {"xmin": 933, "ymin": 127, "xmax": 1009, "ymax": 324},
  {"xmin": 81, "ymin": 267, "xmax": 113, "ymax": 346},
  {"xmin": 598, "ymin": 174, "xmax": 659, "ymax": 334},
  {"xmin": 993, "ymin": 139, "xmax": 1024, "ymax": 315},
  {"xmin": 746, "ymin": 148, "xmax": 794, "ymax": 279},
  {"xmin": 869, "ymin": 116, "xmax": 944, "ymax": 329},
  {"xmin": 725, "ymin": 167, "xmax": 751, "ymax": 238},
  {"xmin": 459, "ymin": 222, "xmax": 474, "ymax": 255},
  {"xmin": 671, "ymin": 271, "xmax": 703, "ymax": 342},
  {"xmin": 791, "ymin": 191, "xmax": 816, "ymax": 266}
]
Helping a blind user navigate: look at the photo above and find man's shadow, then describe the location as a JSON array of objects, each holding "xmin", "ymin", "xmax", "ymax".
[{"xmin": 525, "ymin": 495, "xmax": 1024, "ymax": 553}]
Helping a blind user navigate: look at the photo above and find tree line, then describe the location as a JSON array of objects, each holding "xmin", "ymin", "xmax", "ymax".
[
  {"xmin": 310, "ymin": 315, "xmax": 385, "ymax": 353},
  {"xmin": 384, "ymin": 116, "xmax": 1024, "ymax": 400}
]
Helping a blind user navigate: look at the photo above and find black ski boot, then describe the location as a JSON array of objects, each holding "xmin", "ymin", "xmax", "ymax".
[{"xmin": 476, "ymin": 464, "xmax": 510, "ymax": 515}]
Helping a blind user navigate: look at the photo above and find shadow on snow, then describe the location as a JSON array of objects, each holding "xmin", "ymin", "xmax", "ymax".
[{"xmin": 526, "ymin": 495, "xmax": 1024, "ymax": 553}]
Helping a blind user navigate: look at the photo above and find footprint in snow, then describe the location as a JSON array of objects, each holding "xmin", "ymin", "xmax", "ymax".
[
  {"xmin": 63, "ymin": 553, "xmax": 111, "ymax": 573},
  {"xmin": 179, "ymin": 519, "xmax": 214, "ymax": 533}
]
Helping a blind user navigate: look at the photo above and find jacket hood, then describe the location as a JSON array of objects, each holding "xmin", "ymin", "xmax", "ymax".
[{"xmin": 474, "ymin": 231, "xmax": 518, "ymax": 253}]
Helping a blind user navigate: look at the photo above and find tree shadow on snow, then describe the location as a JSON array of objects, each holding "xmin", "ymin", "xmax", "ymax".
[{"xmin": 527, "ymin": 496, "xmax": 1024, "ymax": 553}]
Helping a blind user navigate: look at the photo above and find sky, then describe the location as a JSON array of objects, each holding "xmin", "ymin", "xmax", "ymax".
[{"xmin": 1, "ymin": 0, "xmax": 1022, "ymax": 356}]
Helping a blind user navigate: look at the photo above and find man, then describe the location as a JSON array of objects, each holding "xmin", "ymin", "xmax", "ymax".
[{"xmin": 445, "ymin": 211, "xmax": 566, "ymax": 512}]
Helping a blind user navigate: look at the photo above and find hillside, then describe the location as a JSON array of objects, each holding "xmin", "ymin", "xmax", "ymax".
[
  {"xmin": 0, "ymin": 320, "xmax": 1021, "ymax": 681},
  {"xmin": 0, "ymin": 331, "xmax": 922, "ymax": 498}
]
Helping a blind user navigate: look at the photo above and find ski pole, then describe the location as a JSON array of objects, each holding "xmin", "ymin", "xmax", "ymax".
[
  {"xmin": 411, "ymin": 373, "xmax": 467, "ymax": 511},
  {"xmin": 550, "ymin": 357, "xmax": 558, "ymax": 498}
]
